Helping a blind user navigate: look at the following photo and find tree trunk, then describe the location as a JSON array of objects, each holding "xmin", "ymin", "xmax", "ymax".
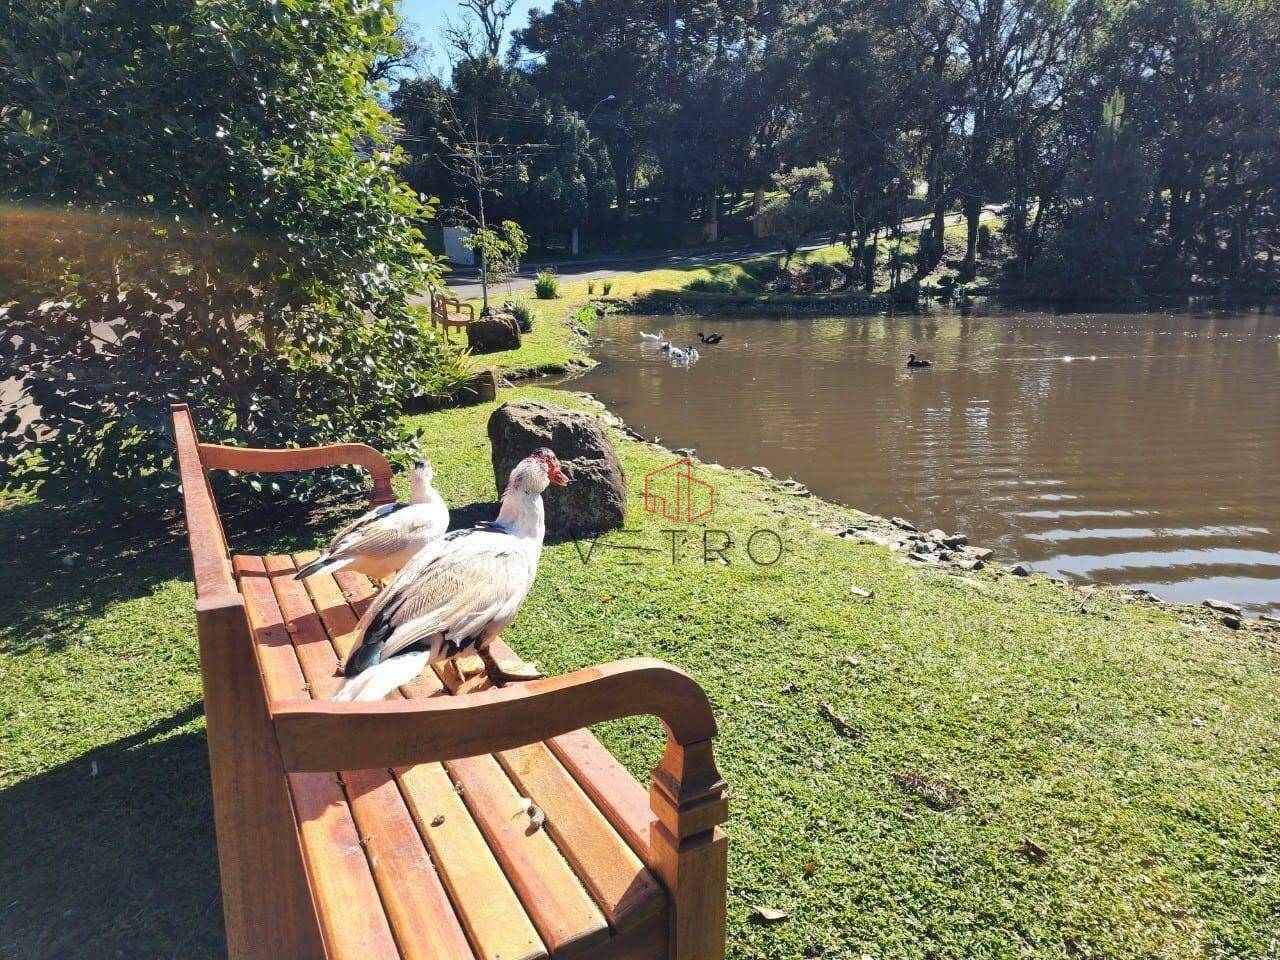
[
  {"xmin": 862, "ymin": 229, "xmax": 879, "ymax": 291},
  {"xmin": 961, "ymin": 194, "xmax": 981, "ymax": 281}
]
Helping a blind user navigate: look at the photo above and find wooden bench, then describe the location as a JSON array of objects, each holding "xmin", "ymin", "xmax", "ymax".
[
  {"xmin": 171, "ymin": 404, "xmax": 729, "ymax": 960},
  {"xmin": 430, "ymin": 292, "xmax": 475, "ymax": 340}
]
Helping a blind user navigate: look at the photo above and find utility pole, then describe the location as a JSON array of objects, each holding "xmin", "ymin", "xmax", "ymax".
[
  {"xmin": 571, "ymin": 95, "xmax": 615, "ymax": 257},
  {"xmin": 471, "ymin": 112, "xmax": 490, "ymax": 313}
]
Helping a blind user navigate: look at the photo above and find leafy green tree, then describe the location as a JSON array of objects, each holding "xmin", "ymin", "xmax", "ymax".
[
  {"xmin": 757, "ymin": 164, "xmax": 838, "ymax": 266},
  {"xmin": 461, "ymin": 220, "xmax": 528, "ymax": 308},
  {"xmin": 392, "ymin": 54, "xmax": 615, "ymax": 251},
  {"xmin": 1036, "ymin": 92, "xmax": 1154, "ymax": 298},
  {"xmin": 0, "ymin": 0, "xmax": 456, "ymax": 499}
]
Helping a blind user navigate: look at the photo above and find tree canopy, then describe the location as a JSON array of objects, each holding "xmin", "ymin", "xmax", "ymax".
[
  {"xmin": 388, "ymin": 0, "xmax": 1280, "ymax": 290},
  {"xmin": 0, "ymin": 0, "xmax": 458, "ymax": 498}
]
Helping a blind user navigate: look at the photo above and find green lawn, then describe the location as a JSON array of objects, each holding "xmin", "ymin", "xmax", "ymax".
[{"xmin": 2, "ymin": 381, "xmax": 1277, "ymax": 959}]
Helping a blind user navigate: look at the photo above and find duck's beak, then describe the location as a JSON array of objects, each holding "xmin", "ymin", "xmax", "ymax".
[{"xmin": 547, "ymin": 457, "xmax": 570, "ymax": 486}]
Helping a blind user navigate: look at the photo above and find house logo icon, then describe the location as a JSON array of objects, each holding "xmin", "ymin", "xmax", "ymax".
[{"xmin": 643, "ymin": 458, "xmax": 715, "ymax": 522}]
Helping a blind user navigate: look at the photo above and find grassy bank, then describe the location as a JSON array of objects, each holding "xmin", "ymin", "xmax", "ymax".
[
  {"xmin": 2, "ymin": 381, "xmax": 1278, "ymax": 959},
  {"xmin": 445, "ymin": 219, "xmax": 1002, "ymax": 362}
]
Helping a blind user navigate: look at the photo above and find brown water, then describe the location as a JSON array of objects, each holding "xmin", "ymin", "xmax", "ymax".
[{"xmin": 569, "ymin": 307, "xmax": 1280, "ymax": 614}]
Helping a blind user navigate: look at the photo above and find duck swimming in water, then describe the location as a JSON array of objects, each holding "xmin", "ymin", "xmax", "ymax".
[
  {"xmin": 699, "ymin": 332, "xmax": 724, "ymax": 345},
  {"xmin": 907, "ymin": 353, "xmax": 932, "ymax": 368}
]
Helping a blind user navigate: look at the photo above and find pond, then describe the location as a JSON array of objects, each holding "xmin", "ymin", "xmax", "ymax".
[{"xmin": 567, "ymin": 305, "xmax": 1280, "ymax": 615}]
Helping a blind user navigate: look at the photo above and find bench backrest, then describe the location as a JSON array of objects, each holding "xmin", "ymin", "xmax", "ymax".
[
  {"xmin": 172, "ymin": 404, "xmax": 237, "ymax": 602},
  {"xmin": 170, "ymin": 404, "xmax": 396, "ymax": 602}
]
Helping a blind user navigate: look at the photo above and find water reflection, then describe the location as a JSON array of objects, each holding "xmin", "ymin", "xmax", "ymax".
[{"xmin": 568, "ymin": 306, "xmax": 1280, "ymax": 614}]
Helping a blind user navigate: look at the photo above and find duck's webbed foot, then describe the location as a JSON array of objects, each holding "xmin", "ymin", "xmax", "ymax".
[{"xmin": 480, "ymin": 648, "xmax": 546, "ymax": 682}]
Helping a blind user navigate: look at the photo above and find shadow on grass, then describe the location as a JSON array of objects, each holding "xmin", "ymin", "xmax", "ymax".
[
  {"xmin": 0, "ymin": 490, "xmax": 370, "ymax": 655},
  {"xmin": 0, "ymin": 703, "xmax": 226, "ymax": 960}
]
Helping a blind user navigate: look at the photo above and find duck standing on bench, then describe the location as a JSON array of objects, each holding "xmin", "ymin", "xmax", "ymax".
[
  {"xmin": 333, "ymin": 448, "xmax": 570, "ymax": 701},
  {"xmin": 294, "ymin": 461, "xmax": 449, "ymax": 587}
]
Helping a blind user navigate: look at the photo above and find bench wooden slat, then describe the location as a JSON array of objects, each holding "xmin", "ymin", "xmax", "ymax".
[
  {"xmin": 397, "ymin": 762, "xmax": 548, "ymax": 960},
  {"xmin": 483, "ymin": 640, "xmax": 657, "ymax": 864},
  {"xmin": 406, "ymin": 664, "xmax": 612, "ymax": 958},
  {"xmin": 426, "ymin": 646, "xmax": 665, "ymax": 942},
  {"xmin": 233, "ymin": 555, "xmax": 402, "ymax": 960},
  {"xmin": 547, "ymin": 730, "xmax": 657, "ymax": 862},
  {"xmin": 289, "ymin": 558, "xmax": 550, "ymax": 960},
  {"xmin": 327, "ymin": 564, "xmax": 616, "ymax": 958},
  {"xmin": 497, "ymin": 742, "xmax": 665, "ymax": 934},
  {"xmin": 448, "ymin": 752, "xmax": 612, "ymax": 958},
  {"xmin": 264, "ymin": 556, "xmax": 476, "ymax": 960}
]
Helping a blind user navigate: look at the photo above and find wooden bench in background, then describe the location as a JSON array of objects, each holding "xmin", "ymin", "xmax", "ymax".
[
  {"xmin": 430, "ymin": 293, "xmax": 475, "ymax": 341},
  {"xmin": 171, "ymin": 404, "xmax": 729, "ymax": 960}
]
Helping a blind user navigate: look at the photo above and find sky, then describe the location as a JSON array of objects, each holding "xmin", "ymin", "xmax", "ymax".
[{"xmin": 399, "ymin": 0, "xmax": 541, "ymax": 74}]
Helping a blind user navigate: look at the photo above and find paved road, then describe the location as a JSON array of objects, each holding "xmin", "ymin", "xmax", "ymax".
[{"xmin": 433, "ymin": 207, "xmax": 997, "ymax": 301}]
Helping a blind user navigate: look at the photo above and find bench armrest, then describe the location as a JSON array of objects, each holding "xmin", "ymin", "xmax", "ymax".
[
  {"xmin": 273, "ymin": 656, "xmax": 728, "ymax": 844},
  {"xmin": 272, "ymin": 657, "xmax": 716, "ymax": 770},
  {"xmin": 432, "ymin": 294, "xmax": 475, "ymax": 318},
  {"xmin": 198, "ymin": 442, "xmax": 395, "ymax": 506}
]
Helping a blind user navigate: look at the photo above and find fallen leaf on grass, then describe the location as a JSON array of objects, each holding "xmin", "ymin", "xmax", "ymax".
[
  {"xmin": 820, "ymin": 702, "xmax": 864, "ymax": 741},
  {"xmin": 752, "ymin": 905, "xmax": 789, "ymax": 922},
  {"xmin": 892, "ymin": 770, "xmax": 961, "ymax": 811},
  {"xmin": 1020, "ymin": 837, "xmax": 1048, "ymax": 863},
  {"xmin": 850, "ymin": 586, "xmax": 874, "ymax": 598},
  {"xmin": 801, "ymin": 859, "xmax": 819, "ymax": 877}
]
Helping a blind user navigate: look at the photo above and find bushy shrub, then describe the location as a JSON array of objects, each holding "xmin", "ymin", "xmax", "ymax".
[
  {"xmin": 587, "ymin": 280, "xmax": 596, "ymax": 295},
  {"xmin": 602, "ymin": 280, "xmax": 613, "ymax": 295},
  {"xmin": 534, "ymin": 270, "xmax": 560, "ymax": 299},
  {"xmin": 0, "ymin": 0, "xmax": 443, "ymax": 501},
  {"xmin": 508, "ymin": 299, "xmax": 535, "ymax": 333},
  {"xmin": 686, "ymin": 277, "xmax": 737, "ymax": 294}
]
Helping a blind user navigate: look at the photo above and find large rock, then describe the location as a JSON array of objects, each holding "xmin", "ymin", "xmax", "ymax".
[
  {"xmin": 488, "ymin": 400, "xmax": 627, "ymax": 535},
  {"xmin": 467, "ymin": 312, "xmax": 521, "ymax": 353}
]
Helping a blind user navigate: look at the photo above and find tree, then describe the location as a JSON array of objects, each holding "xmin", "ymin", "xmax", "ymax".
[
  {"xmin": 445, "ymin": 0, "xmax": 519, "ymax": 61},
  {"xmin": 0, "ymin": 0, "xmax": 457, "ymax": 499},
  {"xmin": 369, "ymin": 20, "xmax": 428, "ymax": 85},
  {"xmin": 392, "ymin": 53, "xmax": 615, "ymax": 256},
  {"xmin": 757, "ymin": 164, "xmax": 838, "ymax": 266},
  {"xmin": 462, "ymin": 221, "xmax": 529, "ymax": 304},
  {"xmin": 1036, "ymin": 92, "xmax": 1154, "ymax": 297}
]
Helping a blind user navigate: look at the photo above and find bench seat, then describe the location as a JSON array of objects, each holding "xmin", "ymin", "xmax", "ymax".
[{"xmin": 237, "ymin": 551, "xmax": 668, "ymax": 960}]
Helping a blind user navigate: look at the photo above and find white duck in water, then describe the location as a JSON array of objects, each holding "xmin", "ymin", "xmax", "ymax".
[
  {"xmin": 332, "ymin": 449, "xmax": 569, "ymax": 702},
  {"xmin": 640, "ymin": 329, "xmax": 666, "ymax": 342},
  {"xmin": 668, "ymin": 345, "xmax": 689, "ymax": 363},
  {"xmin": 295, "ymin": 461, "xmax": 448, "ymax": 586}
]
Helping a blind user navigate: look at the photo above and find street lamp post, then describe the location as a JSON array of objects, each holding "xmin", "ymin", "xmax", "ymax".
[{"xmin": 572, "ymin": 94, "xmax": 615, "ymax": 257}]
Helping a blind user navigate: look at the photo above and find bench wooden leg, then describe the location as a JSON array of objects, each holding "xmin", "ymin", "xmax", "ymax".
[
  {"xmin": 199, "ymin": 597, "xmax": 325, "ymax": 960},
  {"xmin": 650, "ymin": 823, "xmax": 728, "ymax": 960},
  {"xmin": 649, "ymin": 739, "xmax": 729, "ymax": 960}
]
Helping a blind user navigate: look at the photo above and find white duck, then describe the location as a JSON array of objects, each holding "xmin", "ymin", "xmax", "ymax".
[
  {"xmin": 687, "ymin": 346, "xmax": 700, "ymax": 362},
  {"xmin": 668, "ymin": 345, "xmax": 689, "ymax": 364},
  {"xmin": 332, "ymin": 448, "xmax": 569, "ymax": 702},
  {"xmin": 294, "ymin": 461, "xmax": 449, "ymax": 586},
  {"xmin": 640, "ymin": 329, "xmax": 666, "ymax": 342}
]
